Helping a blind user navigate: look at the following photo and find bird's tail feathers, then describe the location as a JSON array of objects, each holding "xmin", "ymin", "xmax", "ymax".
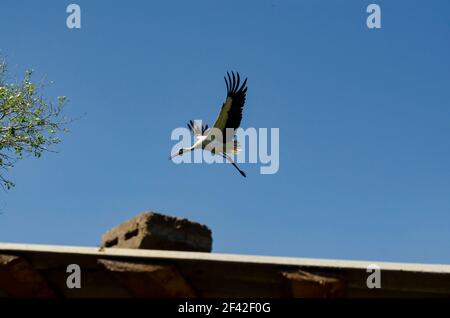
[{"xmin": 232, "ymin": 140, "xmax": 241, "ymax": 154}]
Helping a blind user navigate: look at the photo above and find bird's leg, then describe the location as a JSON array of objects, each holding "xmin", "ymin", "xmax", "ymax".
[{"xmin": 221, "ymin": 153, "xmax": 246, "ymax": 177}]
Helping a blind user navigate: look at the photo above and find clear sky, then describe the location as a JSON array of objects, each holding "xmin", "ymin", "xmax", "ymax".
[{"xmin": 0, "ymin": 1, "xmax": 449, "ymax": 264}]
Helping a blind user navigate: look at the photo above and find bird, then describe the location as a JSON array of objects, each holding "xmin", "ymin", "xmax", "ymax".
[{"xmin": 170, "ymin": 71, "xmax": 248, "ymax": 177}]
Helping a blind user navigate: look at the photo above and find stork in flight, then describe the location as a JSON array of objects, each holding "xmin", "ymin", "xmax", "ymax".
[{"xmin": 170, "ymin": 71, "xmax": 248, "ymax": 177}]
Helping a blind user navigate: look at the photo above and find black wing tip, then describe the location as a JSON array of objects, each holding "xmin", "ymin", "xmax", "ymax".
[
  {"xmin": 188, "ymin": 120, "xmax": 209, "ymax": 136},
  {"xmin": 202, "ymin": 123, "xmax": 209, "ymax": 134},
  {"xmin": 187, "ymin": 120, "xmax": 197, "ymax": 134},
  {"xmin": 225, "ymin": 71, "xmax": 248, "ymax": 95}
]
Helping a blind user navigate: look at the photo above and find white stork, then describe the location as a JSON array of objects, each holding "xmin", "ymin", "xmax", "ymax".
[{"xmin": 170, "ymin": 71, "xmax": 248, "ymax": 177}]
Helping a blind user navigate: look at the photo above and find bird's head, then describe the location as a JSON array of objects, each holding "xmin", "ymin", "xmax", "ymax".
[{"xmin": 169, "ymin": 147, "xmax": 190, "ymax": 160}]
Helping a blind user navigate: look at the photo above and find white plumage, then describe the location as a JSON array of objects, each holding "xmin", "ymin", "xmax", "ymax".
[{"xmin": 170, "ymin": 72, "xmax": 248, "ymax": 177}]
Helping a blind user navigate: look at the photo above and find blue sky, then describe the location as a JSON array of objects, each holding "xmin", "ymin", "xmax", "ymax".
[{"xmin": 0, "ymin": 1, "xmax": 449, "ymax": 264}]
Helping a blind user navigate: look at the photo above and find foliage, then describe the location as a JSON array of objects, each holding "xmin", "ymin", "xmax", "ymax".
[{"xmin": 0, "ymin": 58, "xmax": 69, "ymax": 190}]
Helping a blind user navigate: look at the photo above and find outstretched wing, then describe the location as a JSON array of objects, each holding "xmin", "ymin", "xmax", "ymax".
[
  {"xmin": 211, "ymin": 71, "xmax": 248, "ymax": 141},
  {"xmin": 187, "ymin": 120, "xmax": 209, "ymax": 139}
]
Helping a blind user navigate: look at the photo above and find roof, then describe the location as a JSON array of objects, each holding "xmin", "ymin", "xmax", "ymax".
[{"xmin": 1, "ymin": 243, "xmax": 450, "ymax": 297}]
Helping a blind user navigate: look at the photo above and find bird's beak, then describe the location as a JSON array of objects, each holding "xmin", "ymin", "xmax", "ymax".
[{"xmin": 169, "ymin": 153, "xmax": 179, "ymax": 160}]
